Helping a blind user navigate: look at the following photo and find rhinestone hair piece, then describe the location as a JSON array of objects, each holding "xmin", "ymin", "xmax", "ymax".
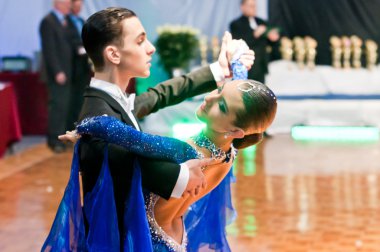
[{"xmin": 237, "ymin": 81, "xmax": 277, "ymax": 100}]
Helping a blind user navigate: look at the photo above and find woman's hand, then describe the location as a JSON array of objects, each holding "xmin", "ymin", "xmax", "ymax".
[{"xmin": 58, "ymin": 130, "xmax": 81, "ymax": 143}]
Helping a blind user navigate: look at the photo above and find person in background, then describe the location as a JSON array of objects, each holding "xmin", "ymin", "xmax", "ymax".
[
  {"xmin": 67, "ymin": 0, "xmax": 92, "ymax": 129},
  {"xmin": 230, "ymin": 0, "xmax": 280, "ymax": 84},
  {"xmin": 39, "ymin": 0, "xmax": 73, "ymax": 153}
]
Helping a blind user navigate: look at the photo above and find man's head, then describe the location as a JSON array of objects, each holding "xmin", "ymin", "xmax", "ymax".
[
  {"xmin": 82, "ymin": 7, "xmax": 155, "ymax": 77},
  {"xmin": 241, "ymin": 0, "xmax": 257, "ymax": 18},
  {"xmin": 54, "ymin": 0, "xmax": 71, "ymax": 15},
  {"xmin": 71, "ymin": 0, "xmax": 83, "ymax": 16}
]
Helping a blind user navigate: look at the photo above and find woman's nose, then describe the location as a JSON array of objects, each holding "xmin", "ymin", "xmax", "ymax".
[
  {"xmin": 204, "ymin": 91, "xmax": 219, "ymax": 103},
  {"xmin": 146, "ymin": 39, "xmax": 156, "ymax": 55}
]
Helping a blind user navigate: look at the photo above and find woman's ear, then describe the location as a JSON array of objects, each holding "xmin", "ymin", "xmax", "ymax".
[
  {"xmin": 104, "ymin": 45, "xmax": 121, "ymax": 65},
  {"xmin": 228, "ymin": 128, "xmax": 245, "ymax": 139}
]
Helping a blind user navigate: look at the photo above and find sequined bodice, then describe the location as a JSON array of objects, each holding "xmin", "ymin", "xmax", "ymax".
[{"xmin": 144, "ymin": 192, "xmax": 188, "ymax": 252}]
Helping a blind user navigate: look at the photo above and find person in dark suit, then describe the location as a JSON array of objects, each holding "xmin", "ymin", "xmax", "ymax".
[
  {"xmin": 76, "ymin": 7, "xmax": 254, "ymax": 249},
  {"xmin": 39, "ymin": 0, "xmax": 73, "ymax": 152},
  {"xmin": 67, "ymin": 0, "xmax": 92, "ymax": 129},
  {"xmin": 230, "ymin": 0, "xmax": 280, "ymax": 83}
]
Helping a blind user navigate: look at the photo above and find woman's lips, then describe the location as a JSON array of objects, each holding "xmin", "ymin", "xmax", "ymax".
[{"xmin": 200, "ymin": 102, "xmax": 207, "ymax": 113}]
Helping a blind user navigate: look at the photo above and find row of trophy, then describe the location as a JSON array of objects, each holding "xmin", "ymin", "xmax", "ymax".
[
  {"xmin": 280, "ymin": 36, "xmax": 318, "ymax": 69},
  {"xmin": 330, "ymin": 36, "xmax": 378, "ymax": 70}
]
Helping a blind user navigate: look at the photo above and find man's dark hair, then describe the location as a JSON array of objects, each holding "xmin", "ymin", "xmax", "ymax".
[{"xmin": 81, "ymin": 7, "xmax": 136, "ymax": 71}]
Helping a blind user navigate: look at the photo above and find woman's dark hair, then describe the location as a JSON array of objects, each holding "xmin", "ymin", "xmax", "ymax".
[
  {"xmin": 232, "ymin": 80, "xmax": 277, "ymax": 149},
  {"xmin": 81, "ymin": 7, "xmax": 136, "ymax": 71}
]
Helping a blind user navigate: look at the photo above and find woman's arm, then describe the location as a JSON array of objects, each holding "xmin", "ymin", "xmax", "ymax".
[
  {"xmin": 76, "ymin": 115, "xmax": 198, "ymax": 164},
  {"xmin": 154, "ymin": 157, "xmax": 233, "ymax": 222}
]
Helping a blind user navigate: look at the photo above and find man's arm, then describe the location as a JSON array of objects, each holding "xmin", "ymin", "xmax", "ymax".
[
  {"xmin": 40, "ymin": 17, "xmax": 62, "ymax": 78},
  {"xmin": 134, "ymin": 66, "xmax": 216, "ymax": 119}
]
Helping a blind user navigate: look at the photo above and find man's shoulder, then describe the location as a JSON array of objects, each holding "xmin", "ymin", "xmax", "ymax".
[
  {"xmin": 80, "ymin": 88, "xmax": 119, "ymax": 120},
  {"xmin": 40, "ymin": 12, "xmax": 58, "ymax": 28},
  {"xmin": 231, "ymin": 15, "xmax": 246, "ymax": 24},
  {"xmin": 42, "ymin": 12, "xmax": 57, "ymax": 23}
]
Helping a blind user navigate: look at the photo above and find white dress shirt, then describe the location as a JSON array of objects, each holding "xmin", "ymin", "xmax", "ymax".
[
  {"xmin": 89, "ymin": 62, "xmax": 225, "ymax": 198},
  {"xmin": 249, "ymin": 17, "xmax": 258, "ymax": 30}
]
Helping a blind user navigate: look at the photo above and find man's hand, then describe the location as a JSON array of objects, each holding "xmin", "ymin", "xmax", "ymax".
[
  {"xmin": 254, "ymin": 24, "xmax": 267, "ymax": 38},
  {"xmin": 267, "ymin": 28, "xmax": 280, "ymax": 42},
  {"xmin": 55, "ymin": 72, "xmax": 67, "ymax": 85},
  {"xmin": 183, "ymin": 158, "xmax": 213, "ymax": 197}
]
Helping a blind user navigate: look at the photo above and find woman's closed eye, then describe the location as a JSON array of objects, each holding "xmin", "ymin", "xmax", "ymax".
[{"xmin": 218, "ymin": 100, "xmax": 228, "ymax": 114}]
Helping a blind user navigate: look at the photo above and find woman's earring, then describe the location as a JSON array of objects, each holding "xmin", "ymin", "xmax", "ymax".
[{"xmin": 224, "ymin": 133, "xmax": 228, "ymax": 139}]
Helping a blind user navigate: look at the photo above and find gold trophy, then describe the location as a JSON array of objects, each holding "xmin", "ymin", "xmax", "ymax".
[
  {"xmin": 199, "ymin": 35, "xmax": 208, "ymax": 66},
  {"xmin": 350, "ymin": 35, "xmax": 363, "ymax": 69},
  {"xmin": 365, "ymin": 40, "xmax": 378, "ymax": 70},
  {"xmin": 330, "ymin": 36, "xmax": 342, "ymax": 68},
  {"xmin": 304, "ymin": 36, "xmax": 317, "ymax": 69},
  {"xmin": 280, "ymin": 37, "xmax": 293, "ymax": 61},
  {"xmin": 341, "ymin": 36, "xmax": 352, "ymax": 68},
  {"xmin": 293, "ymin": 36, "xmax": 306, "ymax": 69},
  {"xmin": 211, "ymin": 36, "xmax": 220, "ymax": 62}
]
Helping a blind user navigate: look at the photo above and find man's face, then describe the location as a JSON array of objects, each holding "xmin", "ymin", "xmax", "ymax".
[
  {"xmin": 71, "ymin": 0, "xmax": 82, "ymax": 15},
  {"xmin": 241, "ymin": 0, "xmax": 257, "ymax": 17},
  {"xmin": 116, "ymin": 17, "xmax": 156, "ymax": 78},
  {"xmin": 56, "ymin": 0, "xmax": 71, "ymax": 15}
]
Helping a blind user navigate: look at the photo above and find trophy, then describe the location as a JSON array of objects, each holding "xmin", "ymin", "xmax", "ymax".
[
  {"xmin": 304, "ymin": 36, "xmax": 317, "ymax": 69},
  {"xmin": 350, "ymin": 35, "xmax": 363, "ymax": 68},
  {"xmin": 341, "ymin": 36, "xmax": 352, "ymax": 68},
  {"xmin": 330, "ymin": 36, "xmax": 342, "ymax": 68},
  {"xmin": 211, "ymin": 36, "xmax": 220, "ymax": 62},
  {"xmin": 199, "ymin": 35, "xmax": 208, "ymax": 66},
  {"xmin": 280, "ymin": 37, "xmax": 293, "ymax": 61},
  {"xmin": 365, "ymin": 40, "xmax": 378, "ymax": 70},
  {"xmin": 293, "ymin": 36, "xmax": 306, "ymax": 69}
]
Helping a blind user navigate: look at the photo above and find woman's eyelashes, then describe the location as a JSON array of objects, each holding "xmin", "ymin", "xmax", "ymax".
[{"xmin": 218, "ymin": 100, "xmax": 228, "ymax": 114}]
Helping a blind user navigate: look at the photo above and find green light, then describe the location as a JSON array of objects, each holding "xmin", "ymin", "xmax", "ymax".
[
  {"xmin": 242, "ymin": 146, "xmax": 257, "ymax": 176},
  {"xmin": 172, "ymin": 123, "xmax": 205, "ymax": 140},
  {"xmin": 226, "ymin": 222, "xmax": 238, "ymax": 236},
  {"xmin": 292, "ymin": 126, "xmax": 379, "ymax": 142}
]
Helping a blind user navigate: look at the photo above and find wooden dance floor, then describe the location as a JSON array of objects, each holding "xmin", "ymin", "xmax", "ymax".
[{"xmin": 0, "ymin": 135, "xmax": 380, "ymax": 251}]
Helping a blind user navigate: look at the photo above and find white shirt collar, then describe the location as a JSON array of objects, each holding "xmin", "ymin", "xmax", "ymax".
[
  {"xmin": 89, "ymin": 78, "xmax": 135, "ymax": 112},
  {"xmin": 248, "ymin": 17, "xmax": 258, "ymax": 30}
]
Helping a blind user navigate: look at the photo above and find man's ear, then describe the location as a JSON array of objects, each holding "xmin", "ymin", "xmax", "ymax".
[
  {"xmin": 228, "ymin": 128, "xmax": 245, "ymax": 139},
  {"xmin": 104, "ymin": 45, "xmax": 120, "ymax": 65}
]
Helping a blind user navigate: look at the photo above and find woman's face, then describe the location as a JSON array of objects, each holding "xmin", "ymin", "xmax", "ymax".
[{"xmin": 196, "ymin": 80, "xmax": 245, "ymax": 134}]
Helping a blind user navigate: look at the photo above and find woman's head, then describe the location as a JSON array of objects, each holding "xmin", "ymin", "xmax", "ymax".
[{"xmin": 196, "ymin": 79, "xmax": 277, "ymax": 147}]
